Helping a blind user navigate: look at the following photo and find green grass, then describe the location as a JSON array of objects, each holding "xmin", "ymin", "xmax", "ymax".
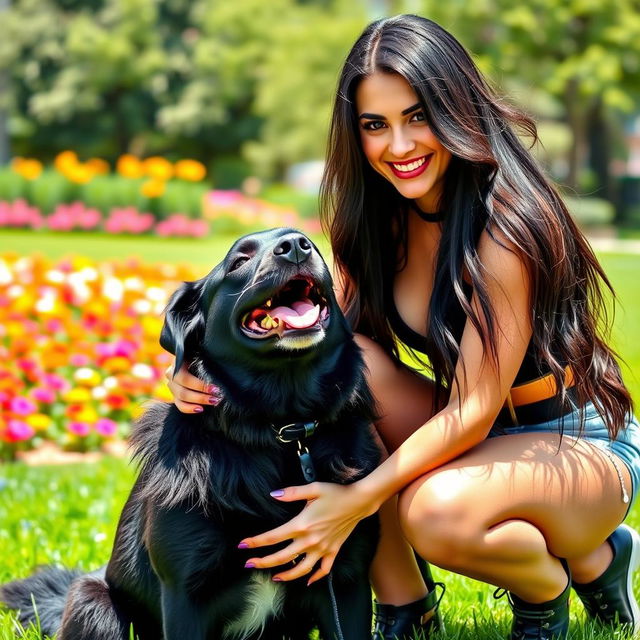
[
  {"xmin": 0, "ymin": 458, "xmax": 637, "ymax": 639},
  {"xmin": 0, "ymin": 228, "xmax": 331, "ymax": 270},
  {"xmin": 1, "ymin": 230, "xmax": 639, "ymax": 638}
]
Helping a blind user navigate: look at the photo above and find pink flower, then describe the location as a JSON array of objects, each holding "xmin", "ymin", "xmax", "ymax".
[
  {"xmin": 30, "ymin": 387, "xmax": 57, "ymax": 404},
  {"xmin": 68, "ymin": 421, "xmax": 91, "ymax": 437},
  {"xmin": 42, "ymin": 373, "xmax": 70, "ymax": 391},
  {"xmin": 95, "ymin": 418, "xmax": 118, "ymax": 438},
  {"xmin": 9, "ymin": 396, "xmax": 37, "ymax": 416},
  {"xmin": 70, "ymin": 354, "xmax": 91, "ymax": 367},
  {"xmin": 7, "ymin": 420, "xmax": 35, "ymax": 442}
]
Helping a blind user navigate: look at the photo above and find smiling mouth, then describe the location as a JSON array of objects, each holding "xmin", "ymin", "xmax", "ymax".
[
  {"xmin": 387, "ymin": 154, "xmax": 432, "ymax": 178},
  {"xmin": 240, "ymin": 278, "xmax": 330, "ymax": 339}
]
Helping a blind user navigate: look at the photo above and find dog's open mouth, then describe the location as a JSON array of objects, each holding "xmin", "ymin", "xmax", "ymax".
[{"xmin": 240, "ymin": 277, "xmax": 329, "ymax": 339}]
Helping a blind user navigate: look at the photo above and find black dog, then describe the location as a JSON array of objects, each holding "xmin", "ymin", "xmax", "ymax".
[{"xmin": 1, "ymin": 228, "xmax": 380, "ymax": 640}]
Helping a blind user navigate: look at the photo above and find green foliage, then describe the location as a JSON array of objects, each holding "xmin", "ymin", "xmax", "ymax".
[
  {"xmin": 260, "ymin": 183, "xmax": 319, "ymax": 219},
  {"xmin": 0, "ymin": 168, "xmax": 207, "ymax": 219}
]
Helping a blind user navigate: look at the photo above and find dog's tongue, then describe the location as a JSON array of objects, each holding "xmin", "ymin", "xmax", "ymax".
[{"xmin": 271, "ymin": 300, "xmax": 320, "ymax": 329}]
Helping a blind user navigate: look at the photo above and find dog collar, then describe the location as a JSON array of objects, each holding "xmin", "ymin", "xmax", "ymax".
[
  {"xmin": 273, "ymin": 421, "xmax": 318, "ymax": 443},
  {"xmin": 272, "ymin": 421, "xmax": 318, "ymax": 483}
]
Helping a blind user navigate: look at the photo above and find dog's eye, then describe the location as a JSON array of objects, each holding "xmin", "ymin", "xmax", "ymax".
[{"xmin": 229, "ymin": 256, "xmax": 249, "ymax": 272}]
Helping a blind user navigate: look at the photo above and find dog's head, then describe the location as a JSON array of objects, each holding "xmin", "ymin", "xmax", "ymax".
[{"xmin": 160, "ymin": 228, "xmax": 354, "ymax": 400}]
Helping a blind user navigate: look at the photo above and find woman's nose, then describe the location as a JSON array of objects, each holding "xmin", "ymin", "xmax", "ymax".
[{"xmin": 389, "ymin": 128, "xmax": 416, "ymax": 158}]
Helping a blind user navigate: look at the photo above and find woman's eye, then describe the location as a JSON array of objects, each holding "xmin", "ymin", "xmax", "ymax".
[
  {"xmin": 362, "ymin": 120, "xmax": 385, "ymax": 131},
  {"xmin": 411, "ymin": 111, "xmax": 426, "ymax": 122},
  {"xmin": 230, "ymin": 257, "xmax": 249, "ymax": 272}
]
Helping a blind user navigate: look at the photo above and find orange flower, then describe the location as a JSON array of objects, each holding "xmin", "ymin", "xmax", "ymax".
[
  {"xmin": 141, "ymin": 179, "xmax": 166, "ymax": 199},
  {"xmin": 116, "ymin": 154, "xmax": 144, "ymax": 179},
  {"xmin": 175, "ymin": 159, "xmax": 206, "ymax": 182},
  {"xmin": 142, "ymin": 157, "xmax": 173, "ymax": 181},
  {"xmin": 86, "ymin": 158, "xmax": 110, "ymax": 175},
  {"xmin": 102, "ymin": 356, "xmax": 133, "ymax": 373}
]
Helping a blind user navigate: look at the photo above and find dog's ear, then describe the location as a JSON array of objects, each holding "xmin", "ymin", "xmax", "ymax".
[{"xmin": 160, "ymin": 279, "xmax": 207, "ymax": 375}]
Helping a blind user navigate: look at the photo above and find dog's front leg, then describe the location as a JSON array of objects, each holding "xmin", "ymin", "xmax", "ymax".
[{"xmin": 160, "ymin": 582, "xmax": 209, "ymax": 640}]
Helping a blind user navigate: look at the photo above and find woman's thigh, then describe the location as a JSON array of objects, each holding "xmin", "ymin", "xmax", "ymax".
[
  {"xmin": 355, "ymin": 334, "xmax": 439, "ymax": 453},
  {"xmin": 399, "ymin": 432, "xmax": 632, "ymax": 560}
]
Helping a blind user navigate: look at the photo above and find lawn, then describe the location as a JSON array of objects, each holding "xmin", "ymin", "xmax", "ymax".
[{"xmin": 0, "ymin": 229, "xmax": 639, "ymax": 639}]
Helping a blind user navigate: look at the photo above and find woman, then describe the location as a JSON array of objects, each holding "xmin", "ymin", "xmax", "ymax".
[{"xmin": 167, "ymin": 15, "xmax": 640, "ymax": 640}]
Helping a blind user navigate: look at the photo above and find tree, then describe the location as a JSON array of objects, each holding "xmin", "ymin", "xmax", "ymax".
[{"xmin": 415, "ymin": 0, "xmax": 640, "ymax": 203}]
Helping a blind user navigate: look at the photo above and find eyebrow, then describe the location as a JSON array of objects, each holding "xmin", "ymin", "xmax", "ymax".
[{"xmin": 358, "ymin": 102, "xmax": 422, "ymax": 120}]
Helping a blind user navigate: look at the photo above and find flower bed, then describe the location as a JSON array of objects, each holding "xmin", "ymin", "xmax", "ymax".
[
  {"xmin": 0, "ymin": 153, "xmax": 320, "ymax": 237},
  {"xmin": 0, "ymin": 253, "xmax": 202, "ymax": 460}
]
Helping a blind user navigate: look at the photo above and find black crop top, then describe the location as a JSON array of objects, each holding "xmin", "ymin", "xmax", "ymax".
[{"xmin": 385, "ymin": 279, "xmax": 549, "ymax": 386}]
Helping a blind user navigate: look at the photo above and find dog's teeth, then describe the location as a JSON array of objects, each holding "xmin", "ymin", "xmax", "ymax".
[{"xmin": 261, "ymin": 314, "xmax": 278, "ymax": 329}]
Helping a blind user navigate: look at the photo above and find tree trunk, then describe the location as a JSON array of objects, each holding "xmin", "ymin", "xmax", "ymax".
[
  {"xmin": 564, "ymin": 76, "xmax": 588, "ymax": 193},
  {"xmin": 587, "ymin": 95, "xmax": 614, "ymax": 203}
]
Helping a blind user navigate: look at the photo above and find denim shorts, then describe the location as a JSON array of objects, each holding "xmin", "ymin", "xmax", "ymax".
[{"xmin": 488, "ymin": 402, "xmax": 640, "ymax": 514}]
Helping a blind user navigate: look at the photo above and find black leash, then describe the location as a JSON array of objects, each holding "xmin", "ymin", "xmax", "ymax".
[
  {"xmin": 272, "ymin": 420, "xmax": 346, "ymax": 640},
  {"xmin": 273, "ymin": 420, "xmax": 318, "ymax": 483}
]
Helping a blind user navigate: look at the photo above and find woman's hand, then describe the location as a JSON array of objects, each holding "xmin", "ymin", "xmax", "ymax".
[
  {"xmin": 165, "ymin": 362, "xmax": 222, "ymax": 413},
  {"xmin": 238, "ymin": 481, "xmax": 380, "ymax": 585}
]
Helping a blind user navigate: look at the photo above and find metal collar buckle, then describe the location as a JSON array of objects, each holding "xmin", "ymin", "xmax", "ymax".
[{"xmin": 273, "ymin": 421, "xmax": 318, "ymax": 444}]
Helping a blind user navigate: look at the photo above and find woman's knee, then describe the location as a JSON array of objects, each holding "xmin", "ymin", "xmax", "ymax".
[{"xmin": 397, "ymin": 471, "xmax": 479, "ymax": 569}]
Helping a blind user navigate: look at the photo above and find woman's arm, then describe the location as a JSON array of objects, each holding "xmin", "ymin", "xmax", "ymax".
[{"xmin": 239, "ymin": 229, "xmax": 534, "ymax": 584}]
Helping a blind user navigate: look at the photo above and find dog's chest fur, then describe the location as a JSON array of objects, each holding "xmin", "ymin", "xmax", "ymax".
[{"xmin": 222, "ymin": 572, "xmax": 285, "ymax": 639}]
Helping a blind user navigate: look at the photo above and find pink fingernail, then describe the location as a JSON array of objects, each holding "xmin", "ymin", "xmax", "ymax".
[
  {"xmin": 272, "ymin": 577, "xmax": 282, "ymax": 582},
  {"xmin": 193, "ymin": 406, "xmax": 204, "ymax": 413},
  {"xmin": 238, "ymin": 542, "xmax": 249, "ymax": 549},
  {"xmin": 270, "ymin": 489, "xmax": 284, "ymax": 498},
  {"xmin": 207, "ymin": 384, "xmax": 220, "ymax": 395},
  {"xmin": 244, "ymin": 562, "xmax": 255, "ymax": 569}
]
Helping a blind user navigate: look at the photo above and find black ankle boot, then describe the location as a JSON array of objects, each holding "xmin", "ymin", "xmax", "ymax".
[
  {"xmin": 495, "ymin": 563, "xmax": 571, "ymax": 640},
  {"xmin": 372, "ymin": 584, "xmax": 445, "ymax": 640},
  {"xmin": 573, "ymin": 524, "xmax": 640, "ymax": 631}
]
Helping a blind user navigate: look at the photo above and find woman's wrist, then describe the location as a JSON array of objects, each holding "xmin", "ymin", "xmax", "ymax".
[{"xmin": 355, "ymin": 468, "xmax": 393, "ymax": 515}]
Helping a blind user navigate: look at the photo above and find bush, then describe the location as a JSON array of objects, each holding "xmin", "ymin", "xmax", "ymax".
[{"xmin": 564, "ymin": 196, "xmax": 615, "ymax": 227}]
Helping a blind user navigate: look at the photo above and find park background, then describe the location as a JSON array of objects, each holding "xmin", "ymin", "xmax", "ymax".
[{"xmin": 1, "ymin": 0, "xmax": 640, "ymax": 638}]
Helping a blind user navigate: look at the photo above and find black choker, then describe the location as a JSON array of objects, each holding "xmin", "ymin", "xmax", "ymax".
[{"xmin": 410, "ymin": 203, "xmax": 444, "ymax": 222}]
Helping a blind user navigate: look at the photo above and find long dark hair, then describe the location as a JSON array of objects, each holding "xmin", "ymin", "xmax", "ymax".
[{"xmin": 320, "ymin": 14, "xmax": 632, "ymax": 437}]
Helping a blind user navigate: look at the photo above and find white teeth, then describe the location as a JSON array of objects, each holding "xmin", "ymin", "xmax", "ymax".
[{"xmin": 392, "ymin": 156, "xmax": 427, "ymax": 172}]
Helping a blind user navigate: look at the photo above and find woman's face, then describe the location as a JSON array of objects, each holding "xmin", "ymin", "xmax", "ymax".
[{"xmin": 355, "ymin": 71, "xmax": 452, "ymax": 213}]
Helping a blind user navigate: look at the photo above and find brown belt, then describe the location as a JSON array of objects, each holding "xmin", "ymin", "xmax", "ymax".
[{"xmin": 502, "ymin": 366, "xmax": 575, "ymax": 426}]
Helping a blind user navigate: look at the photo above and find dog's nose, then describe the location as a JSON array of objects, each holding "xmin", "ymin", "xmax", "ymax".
[{"xmin": 273, "ymin": 233, "xmax": 312, "ymax": 265}]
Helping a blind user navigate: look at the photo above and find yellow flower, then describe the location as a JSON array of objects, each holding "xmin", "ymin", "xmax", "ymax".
[
  {"xmin": 116, "ymin": 154, "xmax": 144, "ymax": 179},
  {"xmin": 11, "ymin": 157, "xmax": 43, "ymax": 180},
  {"xmin": 64, "ymin": 163, "xmax": 94, "ymax": 184},
  {"xmin": 25, "ymin": 413, "xmax": 53, "ymax": 432},
  {"xmin": 73, "ymin": 406, "xmax": 99, "ymax": 423},
  {"xmin": 143, "ymin": 156, "xmax": 173, "ymax": 181},
  {"xmin": 152, "ymin": 381, "xmax": 174, "ymax": 402},
  {"xmin": 141, "ymin": 179, "xmax": 166, "ymax": 199},
  {"xmin": 54, "ymin": 151, "xmax": 79, "ymax": 173},
  {"xmin": 62, "ymin": 387, "xmax": 93, "ymax": 404},
  {"xmin": 175, "ymin": 159, "xmax": 206, "ymax": 182}
]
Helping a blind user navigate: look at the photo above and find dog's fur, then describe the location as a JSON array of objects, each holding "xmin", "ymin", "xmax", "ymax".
[{"xmin": 1, "ymin": 228, "xmax": 380, "ymax": 640}]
